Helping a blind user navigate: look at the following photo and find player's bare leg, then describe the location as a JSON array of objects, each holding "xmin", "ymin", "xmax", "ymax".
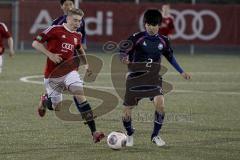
[
  {"xmin": 122, "ymin": 106, "xmax": 134, "ymax": 146},
  {"xmin": 151, "ymin": 95, "xmax": 166, "ymax": 146},
  {"xmin": 69, "ymin": 84, "xmax": 105, "ymax": 143}
]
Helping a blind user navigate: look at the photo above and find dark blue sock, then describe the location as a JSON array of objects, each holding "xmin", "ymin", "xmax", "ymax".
[
  {"xmin": 73, "ymin": 96, "xmax": 96, "ymax": 133},
  {"xmin": 151, "ymin": 111, "xmax": 165, "ymax": 140},
  {"xmin": 73, "ymin": 96, "xmax": 88, "ymax": 113},
  {"xmin": 122, "ymin": 117, "xmax": 134, "ymax": 136}
]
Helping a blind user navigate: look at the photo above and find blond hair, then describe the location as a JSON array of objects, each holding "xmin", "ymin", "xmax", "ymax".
[{"xmin": 67, "ymin": 8, "xmax": 84, "ymax": 17}]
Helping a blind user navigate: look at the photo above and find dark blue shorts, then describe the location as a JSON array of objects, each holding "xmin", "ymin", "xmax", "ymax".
[{"xmin": 123, "ymin": 73, "xmax": 163, "ymax": 106}]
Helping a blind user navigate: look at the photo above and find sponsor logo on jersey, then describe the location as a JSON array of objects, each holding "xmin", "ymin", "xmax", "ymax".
[{"xmin": 62, "ymin": 43, "xmax": 74, "ymax": 51}]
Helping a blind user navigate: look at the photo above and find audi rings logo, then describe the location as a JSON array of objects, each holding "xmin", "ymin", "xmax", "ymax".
[
  {"xmin": 139, "ymin": 9, "xmax": 221, "ymax": 40},
  {"xmin": 62, "ymin": 43, "xmax": 74, "ymax": 51}
]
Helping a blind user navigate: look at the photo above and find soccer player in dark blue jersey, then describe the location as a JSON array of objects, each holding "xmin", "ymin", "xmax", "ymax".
[
  {"xmin": 120, "ymin": 9, "xmax": 191, "ymax": 147},
  {"xmin": 52, "ymin": 0, "xmax": 87, "ymax": 49}
]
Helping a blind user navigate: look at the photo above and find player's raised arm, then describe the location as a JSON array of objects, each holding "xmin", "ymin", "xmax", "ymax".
[{"xmin": 162, "ymin": 37, "xmax": 191, "ymax": 80}]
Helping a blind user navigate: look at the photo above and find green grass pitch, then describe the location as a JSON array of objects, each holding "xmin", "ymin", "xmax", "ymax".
[{"xmin": 0, "ymin": 51, "xmax": 240, "ymax": 160}]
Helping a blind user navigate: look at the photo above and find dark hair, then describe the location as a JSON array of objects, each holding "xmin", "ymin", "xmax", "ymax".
[
  {"xmin": 67, "ymin": 8, "xmax": 84, "ymax": 17},
  {"xmin": 143, "ymin": 9, "xmax": 162, "ymax": 25},
  {"xmin": 60, "ymin": 0, "xmax": 74, "ymax": 5}
]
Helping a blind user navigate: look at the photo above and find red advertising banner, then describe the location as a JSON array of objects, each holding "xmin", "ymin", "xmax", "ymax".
[{"xmin": 7, "ymin": 1, "xmax": 240, "ymax": 45}]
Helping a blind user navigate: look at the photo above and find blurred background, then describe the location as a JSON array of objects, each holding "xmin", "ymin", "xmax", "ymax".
[{"xmin": 0, "ymin": 0, "xmax": 240, "ymax": 54}]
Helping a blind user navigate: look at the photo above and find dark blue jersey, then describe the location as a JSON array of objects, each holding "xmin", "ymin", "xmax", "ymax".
[
  {"xmin": 120, "ymin": 31, "xmax": 184, "ymax": 73},
  {"xmin": 52, "ymin": 15, "xmax": 86, "ymax": 45}
]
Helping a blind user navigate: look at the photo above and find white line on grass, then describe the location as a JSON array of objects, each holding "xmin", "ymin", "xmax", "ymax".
[
  {"xmin": 19, "ymin": 75, "xmax": 240, "ymax": 96},
  {"xmin": 20, "ymin": 75, "xmax": 43, "ymax": 84}
]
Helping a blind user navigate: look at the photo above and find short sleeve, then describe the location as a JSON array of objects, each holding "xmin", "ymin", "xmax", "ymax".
[{"xmin": 34, "ymin": 26, "xmax": 55, "ymax": 43}]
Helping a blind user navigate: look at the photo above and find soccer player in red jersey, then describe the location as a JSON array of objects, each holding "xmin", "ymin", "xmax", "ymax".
[
  {"xmin": 32, "ymin": 9, "xmax": 104, "ymax": 143},
  {"xmin": 0, "ymin": 22, "xmax": 15, "ymax": 73},
  {"xmin": 50, "ymin": 0, "xmax": 88, "ymax": 116},
  {"xmin": 159, "ymin": 4, "xmax": 175, "ymax": 38}
]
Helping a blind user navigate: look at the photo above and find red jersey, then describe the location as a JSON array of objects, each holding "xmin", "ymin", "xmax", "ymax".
[
  {"xmin": 35, "ymin": 24, "xmax": 82, "ymax": 78},
  {"xmin": 159, "ymin": 16, "xmax": 175, "ymax": 37},
  {"xmin": 0, "ymin": 22, "xmax": 11, "ymax": 54}
]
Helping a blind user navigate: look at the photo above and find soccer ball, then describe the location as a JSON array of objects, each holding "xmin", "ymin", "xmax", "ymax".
[{"xmin": 107, "ymin": 131, "xmax": 127, "ymax": 150}]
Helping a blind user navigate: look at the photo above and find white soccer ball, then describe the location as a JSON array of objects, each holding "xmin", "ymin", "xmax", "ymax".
[{"xmin": 107, "ymin": 131, "xmax": 127, "ymax": 150}]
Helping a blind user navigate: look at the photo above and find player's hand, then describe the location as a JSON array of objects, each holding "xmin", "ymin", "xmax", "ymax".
[
  {"xmin": 121, "ymin": 57, "xmax": 130, "ymax": 65},
  {"xmin": 181, "ymin": 72, "xmax": 191, "ymax": 80},
  {"xmin": 48, "ymin": 53, "xmax": 63, "ymax": 64},
  {"xmin": 9, "ymin": 49, "xmax": 15, "ymax": 58}
]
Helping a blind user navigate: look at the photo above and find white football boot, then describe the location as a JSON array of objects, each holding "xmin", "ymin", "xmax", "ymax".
[
  {"xmin": 126, "ymin": 135, "xmax": 134, "ymax": 147},
  {"xmin": 152, "ymin": 136, "xmax": 166, "ymax": 147}
]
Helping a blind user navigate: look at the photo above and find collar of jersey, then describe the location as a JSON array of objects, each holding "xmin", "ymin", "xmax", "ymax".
[
  {"xmin": 63, "ymin": 23, "xmax": 77, "ymax": 33},
  {"xmin": 144, "ymin": 31, "xmax": 159, "ymax": 40}
]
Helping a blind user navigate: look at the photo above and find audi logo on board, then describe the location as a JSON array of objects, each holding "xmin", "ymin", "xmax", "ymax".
[{"xmin": 139, "ymin": 9, "xmax": 221, "ymax": 41}]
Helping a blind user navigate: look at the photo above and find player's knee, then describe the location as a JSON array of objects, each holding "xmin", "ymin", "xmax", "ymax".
[
  {"xmin": 68, "ymin": 83, "xmax": 84, "ymax": 95},
  {"xmin": 154, "ymin": 95, "xmax": 164, "ymax": 105},
  {"xmin": 154, "ymin": 95, "xmax": 164, "ymax": 111}
]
